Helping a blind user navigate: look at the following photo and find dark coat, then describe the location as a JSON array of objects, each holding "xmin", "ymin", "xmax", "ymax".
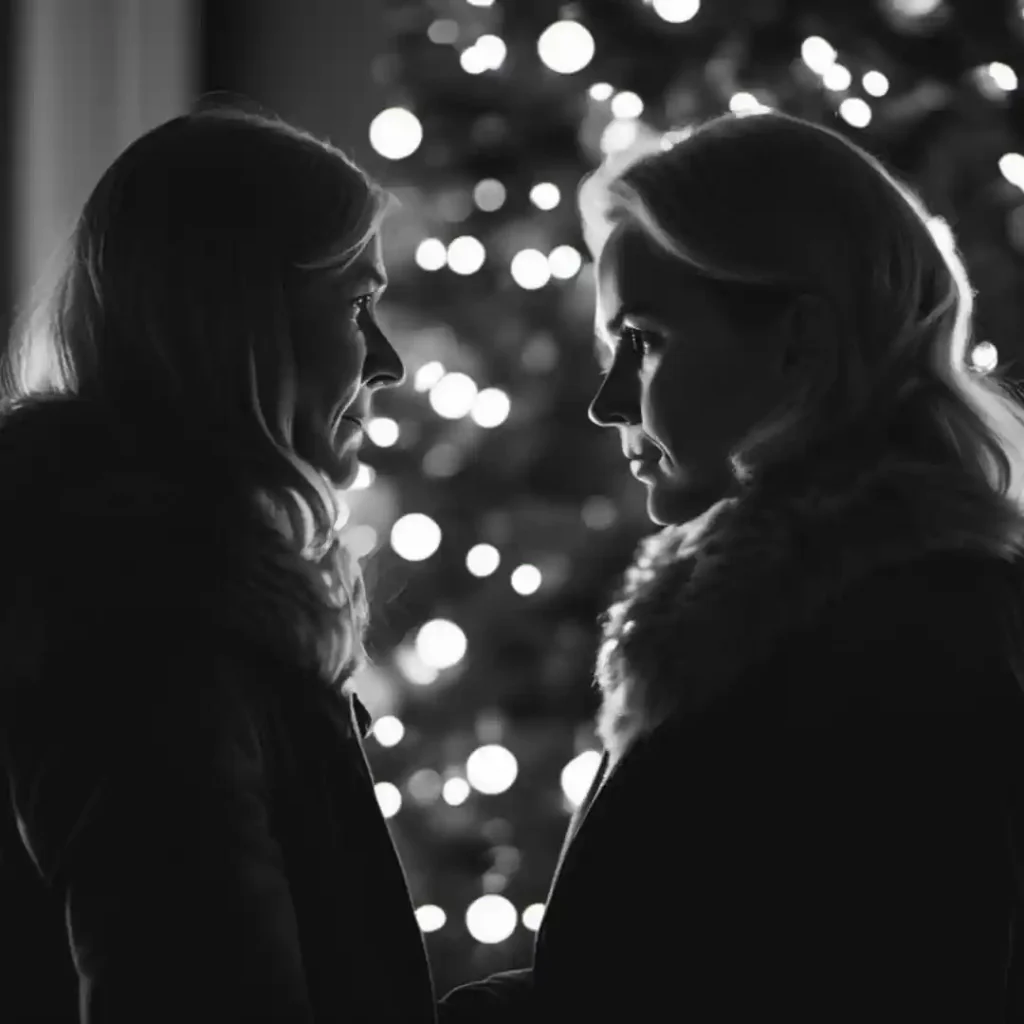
[
  {"xmin": 0, "ymin": 400, "xmax": 436, "ymax": 1023},
  {"xmin": 442, "ymin": 455, "xmax": 1024, "ymax": 1023}
]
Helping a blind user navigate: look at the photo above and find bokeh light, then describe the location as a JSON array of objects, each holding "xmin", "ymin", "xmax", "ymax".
[
  {"xmin": 650, "ymin": 0, "xmax": 700, "ymax": 23},
  {"xmin": 369, "ymin": 107, "xmax": 423, "ymax": 160},
  {"xmin": 537, "ymin": 20, "xmax": 595, "ymax": 75},
  {"xmin": 510, "ymin": 249, "xmax": 551, "ymax": 289},
  {"xmin": 465, "ymin": 894, "xmax": 517, "ymax": 944},
  {"xmin": 416, "ymin": 618, "xmax": 468, "ymax": 670},
  {"xmin": 375, "ymin": 782, "xmax": 402, "ymax": 818},
  {"xmin": 391, "ymin": 513, "xmax": 442, "ymax": 562},
  {"xmin": 466, "ymin": 744, "xmax": 519, "ymax": 795}
]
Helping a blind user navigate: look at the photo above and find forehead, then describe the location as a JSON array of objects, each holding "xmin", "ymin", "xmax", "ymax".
[
  {"xmin": 596, "ymin": 224, "xmax": 693, "ymax": 312},
  {"xmin": 342, "ymin": 233, "xmax": 385, "ymax": 281}
]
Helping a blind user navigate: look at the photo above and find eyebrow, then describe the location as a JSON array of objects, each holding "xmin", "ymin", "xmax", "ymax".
[
  {"xmin": 605, "ymin": 303, "xmax": 660, "ymax": 336},
  {"xmin": 352, "ymin": 269, "xmax": 388, "ymax": 291}
]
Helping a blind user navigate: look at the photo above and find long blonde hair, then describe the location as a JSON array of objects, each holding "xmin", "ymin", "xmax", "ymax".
[
  {"xmin": 579, "ymin": 111, "xmax": 1024, "ymax": 546},
  {"xmin": 1, "ymin": 102, "xmax": 389, "ymax": 684}
]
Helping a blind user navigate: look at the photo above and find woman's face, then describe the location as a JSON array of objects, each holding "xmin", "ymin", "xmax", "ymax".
[
  {"xmin": 590, "ymin": 223, "xmax": 792, "ymax": 525},
  {"xmin": 291, "ymin": 233, "xmax": 405, "ymax": 488}
]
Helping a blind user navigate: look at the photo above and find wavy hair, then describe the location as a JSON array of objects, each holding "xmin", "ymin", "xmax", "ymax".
[
  {"xmin": 579, "ymin": 110, "xmax": 1024, "ymax": 550},
  {"xmin": 0, "ymin": 101, "xmax": 390, "ymax": 685}
]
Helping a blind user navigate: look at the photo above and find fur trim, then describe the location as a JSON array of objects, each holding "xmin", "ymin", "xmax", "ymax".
[{"xmin": 595, "ymin": 455, "xmax": 1024, "ymax": 766}]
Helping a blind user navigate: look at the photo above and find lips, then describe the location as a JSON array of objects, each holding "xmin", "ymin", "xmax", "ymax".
[{"xmin": 627, "ymin": 446, "xmax": 662, "ymax": 464}]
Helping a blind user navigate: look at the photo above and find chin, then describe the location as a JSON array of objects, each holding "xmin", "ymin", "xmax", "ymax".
[{"xmin": 645, "ymin": 477, "xmax": 727, "ymax": 527}]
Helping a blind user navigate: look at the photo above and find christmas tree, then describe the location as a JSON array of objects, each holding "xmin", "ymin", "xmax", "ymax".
[{"xmin": 337, "ymin": 0, "xmax": 1024, "ymax": 992}]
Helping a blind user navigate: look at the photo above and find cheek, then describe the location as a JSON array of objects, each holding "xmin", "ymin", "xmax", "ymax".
[{"xmin": 644, "ymin": 350, "xmax": 770, "ymax": 444}]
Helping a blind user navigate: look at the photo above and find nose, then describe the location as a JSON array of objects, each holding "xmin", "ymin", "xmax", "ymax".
[
  {"xmin": 588, "ymin": 369, "xmax": 635, "ymax": 429},
  {"xmin": 363, "ymin": 320, "xmax": 406, "ymax": 390}
]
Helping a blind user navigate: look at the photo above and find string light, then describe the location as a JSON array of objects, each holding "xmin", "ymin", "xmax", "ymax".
[
  {"xmin": 822, "ymin": 63, "xmax": 852, "ymax": 91},
  {"xmin": 800, "ymin": 36, "xmax": 837, "ymax": 75},
  {"xmin": 475, "ymin": 34, "xmax": 508, "ymax": 70},
  {"xmin": 862, "ymin": 70, "xmax": 889, "ymax": 97},
  {"xmin": 373, "ymin": 715, "xmax": 405, "ymax": 747},
  {"xmin": 521, "ymin": 904, "xmax": 545, "ymax": 931},
  {"xmin": 589, "ymin": 82, "xmax": 614, "ymax": 100},
  {"xmin": 471, "ymin": 388, "xmax": 512, "ymax": 428},
  {"xmin": 548, "ymin": 244, "xmax": 583, "ymax": 279},
  {"xmin": 648, "ymin": 0, "xmax": 700, "ymax": 23},
  {"xmin": 530, "ymin": 182, "xmax": 561, "ymax": 209},
  {"xmin": 430, "ymin": 372, "xmax": 479, "ymax": 418},
  {"xmin": 999, "ymin": 153, "xmax": 1024, "ymax": 191},
  {"xmin": 365, "ymin": 417, "xmax": 399, "ymax": 448},
  {"xmin": 375, "ymin": 782, "xmax": 402, "ymax": 818},
  {"xmin": 510, "ymin": 564, "xmax": 542, "ymax": 595},
  {"xmin": 415, "ymin": 905, "xmax": 447, "ymax": 932},
  {"xmin": 460, "ymin": 47, "xmax": 489, "ymax": 75},
  {"xmin": 415, "ymin": 618, "xmax": 467, "ymax": 670},
  {"xmin": 465, "ymin": 895, "xmax": 517, "ymax": 944},
  {"xmin": 413, "ymin": 361, "xmax": 445, "ymax": 392},
  {"xmin": 415, "ymin": 238, "xmax": 447, "ymax": 271},
  {"xmin": 447, "ymin": 235, "xmax": 486, "ymax": 274},
  {"xmin": 970, "ymin": 341, "xmax": 999, "ymax": 373},
  {"xmin": 368, "ymin": 107, "xmax": 423, "ymax": 160},
  {"xmin": 391, "ymin": 513, "xmax": 442, "ymax": 562},
  {"xmin": 427, "ymin": 20, "xmax": 458, "ymax": 45},
  {"xmin": 466, "ymin": 744, "xmax": 518, "ymax": 794},
  {"xmin": 561, "ymin": 750, "xmax": 601, "ymax": 807},
  {"xmin": 611, "ymin": 91, "xmax": 644, "ymax": 119},
  {"xmin": 510, "ymin": 249, "xmax": 551, "ymax": 289},
  {"xmin": 729, "ymin": 92, "xmax": 770, "ymax": 114},
  {"xmin": 474, "ymin": 178, "xmax": 507, "ymax": 211},
  {"xmin": 466, "ymin": 543, "xmax": 501, "ymax": 577},
  {"xmin": 839, "ymin": 98, "xmax": 872, "ymax": 127},
  {"xmin": 442, "ymin": 777, "xmax": 471, "ymax": 805},
  {"xmin": 537, "ymin": 20, "xmax": 595, "ymax": 74},
  {"xmin": 601, "ymin": 118, "xmax": 640, "ymax": 153}
]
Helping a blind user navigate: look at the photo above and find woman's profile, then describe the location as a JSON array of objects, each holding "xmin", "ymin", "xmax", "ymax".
[
  {"xmin": 440, "ymin": 111, "xmax": 1024, "ymax": 1022},
  {"xmin": 0, "ymin": 104, "xmax": 435, "ymax": 1022}
]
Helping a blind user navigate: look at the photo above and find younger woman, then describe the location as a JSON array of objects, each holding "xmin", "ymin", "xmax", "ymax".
[{"xmin": 442, "ymin": 110, "xmax": 1024, "ymax": 1023}]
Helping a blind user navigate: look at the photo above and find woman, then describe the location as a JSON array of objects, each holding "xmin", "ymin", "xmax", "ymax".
[
  {"xmin": 0, "ymin": 106, "xmax": 435, "ymax": 1022},
  {"xmin": 441, "ymin": 112, "xmax": 1024, "ymax": 1021}
]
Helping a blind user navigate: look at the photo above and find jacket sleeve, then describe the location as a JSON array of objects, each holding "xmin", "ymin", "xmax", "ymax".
[
  {"xmin": 6, "ymin": 646, "xmax": 314, "ymax": 1024},
  {"xmin": 438, "ymin": 968, "xmax": 533, "ymax": 1024}
]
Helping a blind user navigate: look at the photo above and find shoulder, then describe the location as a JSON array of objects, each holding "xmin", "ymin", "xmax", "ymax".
[{"xmin": 791, "ymin": 550, "xmax": 1024, "ymax": 707}]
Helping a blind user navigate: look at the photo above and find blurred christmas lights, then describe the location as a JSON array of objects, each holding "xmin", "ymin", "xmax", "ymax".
[
  {"xmin": 529, "ymin": 182, "xmax": 561, "ymax": 209},
  {"xmin": 415, "ymin": 905, "xmax": 447, "ymax": 932},
  {"xmin": 537, "ymin": 20, "xmax": 595, "ymax": 75},
  {"xmin": 648, "ymin": 0, "xmax": 700, "ymax": 24},
  {"xmin": 561, "ymin": 750, "xmax": 601, "ymax": 808},
  {"xmin": 391, "ymin": 513, "xmax": 442, "ymax": 562},
  {"xmin": 416, "ymin": 618, "xmax": 468, "ymax": 671},
  {"xmin": 368, "ymin": 107, "xmax": 422, "ymax": 160},
  {"xmin": 510, "ymin": 249, "xmax": 551, "ymax": 289},
  {"xmin": 373, "ymin": 715, "xmax": 406, "ymax": 747},
  {"xmin": 375, "ymin": 781, "xmax": 402, "ymax": 818},
  {"xmin": 465, "ymin": 894, "xmax": 518, "ymax": 944},
  {"xmin": 466, "ymin": 744, "xmax": 519, "ymax": 795}
]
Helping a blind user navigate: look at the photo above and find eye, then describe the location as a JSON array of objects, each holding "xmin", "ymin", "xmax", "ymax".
[
  {"xmin": 350, "ymin": 294, "xmax": 375, "ymax": 318},
  {"xmin": 621, "ymin": 325, "xmax": 657, "ymax": 359}
]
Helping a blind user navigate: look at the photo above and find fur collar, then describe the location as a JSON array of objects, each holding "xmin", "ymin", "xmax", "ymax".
[
  {"xmin": 0, "ymin": 399, "xmax": 371, "ymax": 736},
  {"xmin": 595, "ymin": 453, "xmax": 1024, "ymax": 766}
]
